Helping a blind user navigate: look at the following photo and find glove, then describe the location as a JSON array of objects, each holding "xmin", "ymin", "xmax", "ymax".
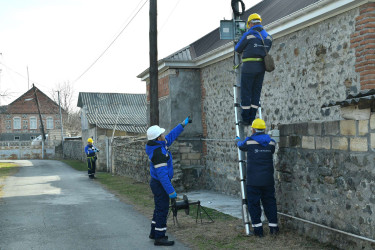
[
  {"xmin": 235, "ymin": 136, "xmax": 241, "ymax": 147},
  {"xmin": 96, "ymin": 149, "xmax": 100, "ymax": 152},
  {"xmin": 169, "ymin": 192, "xmax": 177, "ymax": 199},
  {"xmin": 180, "ymin": 116, "xmax": 192, "ymax": 127}
]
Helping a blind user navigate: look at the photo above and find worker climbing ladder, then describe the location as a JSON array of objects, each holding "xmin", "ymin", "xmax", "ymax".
[
  {"xmin": 233, "ymin": 50, "xmax": 261, "ymax": 236},
  {"xmin": 221, "ymin": 0, "xmax": 265, "ymax": 236}
]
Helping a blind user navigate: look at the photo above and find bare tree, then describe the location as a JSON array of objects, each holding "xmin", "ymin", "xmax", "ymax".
[
  {"xmin": 50, "ymin": 81, "xmax": 74, "ymax": 113},
  {"xmin": 50, "ymin": 81, "xmax": 81, "ymax": 136}
]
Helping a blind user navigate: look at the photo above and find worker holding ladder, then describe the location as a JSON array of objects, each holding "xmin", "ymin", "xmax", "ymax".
[{"xmin": 236, "ymin": 118, "xmax": 279, "ymax": 237}]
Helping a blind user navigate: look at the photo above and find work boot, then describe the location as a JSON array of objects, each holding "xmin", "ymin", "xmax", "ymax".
[
  {"xmin": 149, "ymin": 235, "xmax": 168, "ymax": 240},
  {"xmin": 253, "ymin": 227, "xmax": 264, "ymax": 237},
  {"xmin": 269, "ymin": 226, "xmax": 279, "ymax": 235},
  {"xmin": 241, "ymin": 120, "xmax": 251, "ymax": 126},
  {"xmin": 89, "ymin": 175, "xmax": 94, "ymax": 179},
  {"xmin": 154, "ymin": 236, "xmax": 174, "ymax": 246}
]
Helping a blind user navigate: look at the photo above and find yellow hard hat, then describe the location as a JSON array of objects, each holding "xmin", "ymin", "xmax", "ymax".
[
  {"xmin": 251, "ymin": 118, "xmax": 266, "ymax": 130},
  {"xmin": 247, "ymin": 13, "xmax": 262, "ymax": 29},
  {"xmin": 87, "ymin": 138, "xmax": 93, "ymax": 143}
]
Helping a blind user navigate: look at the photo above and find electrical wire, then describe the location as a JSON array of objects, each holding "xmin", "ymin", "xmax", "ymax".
[
  {"xmin": 72, "ymin": 0, "xmax": 149, "ymax": 85},
  {"xmin": 159, "ymin": 0, "xmax": 182, "ymax": 32}
]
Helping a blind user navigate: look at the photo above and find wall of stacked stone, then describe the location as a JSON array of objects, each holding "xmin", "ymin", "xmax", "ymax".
[
  {"xmin": 111, "ymin": 136, "xmax": 205, "ymax": 191},
  {"xmin": 199, "ymin": 7, "xmax": 363, "ymax": 196},
  {"xmin": 63, "ymin": 140, "xmax": 84, "ymax": 161},
  {"xmin": 276, "ymin": 113, "xmax": 375, "ymax": 248}
]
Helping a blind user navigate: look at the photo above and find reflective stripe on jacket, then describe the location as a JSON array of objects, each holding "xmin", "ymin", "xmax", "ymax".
[
  {"xmin": 237, "ymin": 133, "xmax": 276, "ymax": 186},
  {"xmin": 145, "ymin": 124, "xmax": 184, "ymax": 194},
  {"xmin": 235, "ymin": 25, "xmax": 273, "ymax": 73}
]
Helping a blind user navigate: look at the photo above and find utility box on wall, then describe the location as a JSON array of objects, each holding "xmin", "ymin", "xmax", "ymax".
[{"xmin": 220, "ymin": 20, "xmax": 246, "ymax": 41}]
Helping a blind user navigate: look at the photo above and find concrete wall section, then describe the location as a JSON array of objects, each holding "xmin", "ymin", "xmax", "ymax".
[{"xmin": 170, "ymin": 69, "xmax": 203, "ymax": 137}]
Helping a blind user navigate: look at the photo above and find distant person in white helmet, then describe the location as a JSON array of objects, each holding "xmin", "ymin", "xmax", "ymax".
[
  {"xmin": 145, "ymin": 116, "xmax": 192, "ymax": 246},
  {"xmin": 236, "ymin": 118, "xmax": 278, "ymax": 237},
  {"xmin": 84, "ymin": 138, "xmax": 100, "ymax": 179},
  {"xmin": 235, "ymin": 13, "xmax": 273, "ymax": 126}
]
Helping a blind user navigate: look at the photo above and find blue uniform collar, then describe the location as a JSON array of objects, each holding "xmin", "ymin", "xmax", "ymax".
[{"xmin": 250, "ymin": 24, "xmax": 263, "ymax": 31}]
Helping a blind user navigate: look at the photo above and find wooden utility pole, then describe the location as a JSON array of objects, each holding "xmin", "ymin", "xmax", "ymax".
[
  {"xmin": 149, "ymin": 0, "xmax": 159, "ymax": 125},
  {"xmin": 33, "ymin": 84, "xmax": 46, "ymax": 141}
]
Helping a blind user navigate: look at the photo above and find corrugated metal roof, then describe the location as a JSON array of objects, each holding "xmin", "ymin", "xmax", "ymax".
[
  {"xmin": 189, "ymin": 0, "xmax": 322, "ymax": 59},
  {"xmin": 165, "ymin": 46, "xmax": 193, "ymax": 61},
  {"xmin": 77, "ymin": 92, "xmax": 147, "ymax": 133},
  {"xmin": 321, "ymin": 89, "xmax": 375, "ymax": 108}
]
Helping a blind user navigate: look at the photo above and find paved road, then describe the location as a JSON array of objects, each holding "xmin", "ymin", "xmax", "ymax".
[{"xmin": 0, "ymin": 160, "xmax": 188, "ymax": 250}]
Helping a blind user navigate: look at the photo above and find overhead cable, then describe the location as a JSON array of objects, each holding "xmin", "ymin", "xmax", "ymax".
[{"xmin": 73, "ymin": 0, "xmax": 149, "ymax": 85}]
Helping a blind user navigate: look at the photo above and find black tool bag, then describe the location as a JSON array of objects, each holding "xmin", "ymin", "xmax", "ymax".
[{"xmin": 255, "ymin": 30, "xmax": 275, "ymax": 72}]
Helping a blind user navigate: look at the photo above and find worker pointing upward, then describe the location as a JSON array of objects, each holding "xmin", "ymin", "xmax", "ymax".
[{"xmin": 235, "ymin": 13, "xmax": 273, "ymax": 126}]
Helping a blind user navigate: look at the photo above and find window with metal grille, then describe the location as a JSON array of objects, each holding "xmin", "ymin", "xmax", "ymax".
[
  {"xmin": 13, "ymin": 117, "xmax": 21, "ymax": 129},
  {"xmin": 30, "ymin": 117, "xmax": 37, "ymax": 129},
  {"xmin": 46, "ymin": 117, "xmax": 53, "ymax": 129}
]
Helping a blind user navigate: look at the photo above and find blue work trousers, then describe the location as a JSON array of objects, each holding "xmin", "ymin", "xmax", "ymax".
[
  {"xmin": 87, "ymin": 156, "xmax": 96, "ymax": 177},
  {"xmin": 240, "ymin": 72, "xmax": 265, "ymax": 123},
  {"xmin": 247, "ymin": 185, "xmax": 278, "ymax": 234},
  {"xmin": 150, "ymin": 178, "xmax": 170, "ymax": 239}
]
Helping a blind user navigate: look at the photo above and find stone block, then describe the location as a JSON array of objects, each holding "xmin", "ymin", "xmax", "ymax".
[
  {"xmin": 308, "ymin": 122, "xmax": 322, "ymax": 136},
  {"xmin": 294, "ymin": 123, "xmax": 308, "ymax": 135},
  {"xmin": 340, "ymin": 120, "xmax": 356, "ymax": 136},
  {"xmin": 324, "ymin": 121, "xmax": 340, "ymax": 135},
  {"xmin": 179, "ymin": 147, "xmax": 191, "ymax": 153},
  {"xmin": 316, "ymin": 137, "xmax": 331, "ymax": 149},
  {"xmin": 371, "ymin": 114, "xmax": 375, "ymax": 130},
  {"xmin": 358, "ymin": 120, "xmax": 369, "ymax": 135},
  {"xmin": 289, "ymin": 136, "xmax": 301, "ymax": 147},
  {"xmin": 279, "ymin": 124, "xmax": 289, "ymax": 136},
  {"xmin": 371, "ymin": 133, "xmax": 375, "ymax": 149},
  {"xmin": 180, "ymin": 159, "xmax": 191, "ymax": 165},
  {"xmin": 302, "ymin": 136, "xmax": 315, "ymax": 149},
  {"xmin": 187, "ymin": 153, "xmax": 201, "ymax": 160},
  {"xmin": 350, "ymin": 137, "xmax": 368, "ymax": 152},
  {"xmin": 332, "ymin": 137, "xmax": 348, "ymax": 151},
  {"xmin": 279, "ymin": 136, "xmax": 289, "ymax": 148}
]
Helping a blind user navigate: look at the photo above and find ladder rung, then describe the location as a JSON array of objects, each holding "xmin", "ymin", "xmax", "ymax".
[
  {"xmin": 234, "ymin": 103, "xmax": 241, "ymax": 107},
  {"xmin": 233, "ymin": 84, "xmax": 241, "ymax": 88}
]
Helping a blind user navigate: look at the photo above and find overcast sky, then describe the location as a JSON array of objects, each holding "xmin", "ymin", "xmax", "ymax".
[{"xmin": 0, "ymin": 0, "xmax": 261, "ymax": 106}]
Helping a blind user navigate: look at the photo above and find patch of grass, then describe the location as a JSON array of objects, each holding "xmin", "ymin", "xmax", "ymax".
[
  {"xmin": 60, "ymin": 159, "xmax": 87, "ymax": 171},
  {"xmin": 96, "ymin": 173, "xmax": 154, "ymax": 208},
  {"xmin": 0, "ymin": 162, "xmax": 19, "ymax": 179},
  {"xmin": 0, "ymin": 162, "xmax": 19, "ymax": 198},
  {"xmin": 55, "ymin": 166, "xmax": 335, "ymax": 250}
]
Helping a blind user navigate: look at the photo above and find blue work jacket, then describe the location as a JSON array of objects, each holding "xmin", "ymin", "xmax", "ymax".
[
  {"xmin": 84, "ymin": 144, "xmax": 98, "ymax": 157},
  {"xmin": 145, "ymin": 124, "xmax": 184, "ymax": 195},
  {"xmin": 235, "ymin": 25, "xmax": 273, "ymax": 73},
  {"xmin": 237, "ymin": 132, "xmax": 276, "ymax": 186}
]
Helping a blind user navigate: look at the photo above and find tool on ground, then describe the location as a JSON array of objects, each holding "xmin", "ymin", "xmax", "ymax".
[{"xmin": 168, "ymin": 195, "xmax": 214, "ymax": 226}]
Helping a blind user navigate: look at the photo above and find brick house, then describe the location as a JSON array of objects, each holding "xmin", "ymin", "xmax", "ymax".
[{"xmin": 0, "ymin": 86, "xmax": 66, "ymax": 141}]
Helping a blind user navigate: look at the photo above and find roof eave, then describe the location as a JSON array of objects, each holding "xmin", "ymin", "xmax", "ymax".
[
  {"xmin": 137, "ymin": 0, "xmax": 370, "ymax": 82},
  {"xmin": 267, "ymin": 0, "xmax": 369, "ymax": 39}
]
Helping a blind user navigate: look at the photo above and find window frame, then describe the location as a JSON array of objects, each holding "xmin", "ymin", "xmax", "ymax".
[
  {"xmin": 30, "ymin": 117, "xmax": 37, "ymax": 130},
  {"xmin": 46, "ymin": 117, "xmax": 54, "ymax": 129},
  {"xmin": 13, "ymin": 117, "xmax": 21, "ymax": 130}
]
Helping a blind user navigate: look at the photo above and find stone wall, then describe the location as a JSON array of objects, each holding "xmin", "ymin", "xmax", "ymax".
[
  {"xmin": 199, "ymin": 7, "xmax": 363, "ymax": 195},
  {"xmin": 63, "ymin": 140, "xmax": 84, "ymax": 161},
  {"xmin": 111, "ymin": 136, "xmax": 205, "ymax": 191},
  {"xmin": 276, "ymin": 113, "xmax": 375, "ymax": 249},
  {"xmin": 0, "ymin": 144, "xmax": 55, "ymax": 159}
]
